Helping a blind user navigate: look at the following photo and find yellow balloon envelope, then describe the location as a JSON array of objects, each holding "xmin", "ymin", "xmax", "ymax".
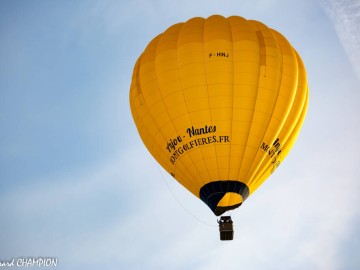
[{"xmin": 130, "ymin": 15, "xmax": 309, "ymax": 216}]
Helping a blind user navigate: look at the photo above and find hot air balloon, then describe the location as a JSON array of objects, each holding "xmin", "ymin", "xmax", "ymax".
[{"xmin": 129, "ymin": 15, "xmax": 309, "ymax": 240}]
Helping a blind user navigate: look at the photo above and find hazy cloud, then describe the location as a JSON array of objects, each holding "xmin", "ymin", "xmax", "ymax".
[{"xmin": 319, "ymin": 0, "xmax": 360, "ymax": 80}]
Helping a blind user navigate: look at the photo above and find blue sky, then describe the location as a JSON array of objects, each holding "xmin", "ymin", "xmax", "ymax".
[{"xmin": 1, "ymin": 0, "xmax": 359, "ymax": 269}]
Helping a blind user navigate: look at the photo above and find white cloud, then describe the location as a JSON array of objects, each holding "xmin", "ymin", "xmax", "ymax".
[{"xmin": 319, "ymin": 0, "xmax": 360, "ymax": 80}]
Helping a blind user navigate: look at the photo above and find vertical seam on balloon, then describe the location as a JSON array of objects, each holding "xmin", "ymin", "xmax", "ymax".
[
  {"xmin": 153, "ymin": 25, "xmax": 199, "ymax": 193},
  {"xmin": 199, "ymin": 17, "xmax": 218, "ymax": 206},
  {"xmin": 275, "ymin": 53, "xmax": 308, "ymax": 149},
  {"xmin": 195, "ymin": 19, "xmax": 218, "ymax": 198},
  {"xmin": 235, "ymin": 20, "xmax": 262, "ymax": 185},
  {"xmin": 196, "ymin": 18, "xmax": 217, "ymax": 200},
  {"xmin": 254, "ymin": 88, "xmax": 308, "ymax": 191},
  {"xmin": 203, "ymin": 17, "xmax": 221, "ymax": 185},
  {"xmin": 136, "ymin": 34, "xmax": 195, "ymax": 194},
  {"xmin": 193, "ymin": 19, "xmax": 215, "ymax": 197},
  {"xmin": 226, "ymin": 17, "xmax": 235, "ymax": 209},
  {"xmin": 249, "ymin": 33, "xmax": 299, "ymax": 186},
  {"xmin": 282, "ymin": 89, "xmax": 308, "ymax": 151},
  {"xmin": 174, "ymin": 20, "xmax": 207, "ymax": 194},
  {"xmin": 135, "ymin": 40, "xmax": 163, "ymax": 148},
  {"xmin": 245, "ymin": 28, "xmax": 285, "ymax": 187},
  {"xmin": 277, "ymin": 52, "xmax": 308, "ymax": 152},
  {"xmin": 251, "ymin": 52, "xmax": 308, "ymax": 190},
  {"xmin": 243, "ymin": 26, "xmax": 272, "ymax": 186},
  {"xmin": 189, "ymin": 18, "xmax": 215, "ymax": 198},
  {"xmin": 132, "ymin": 42, "xmax": 174, "ymax": 174}
]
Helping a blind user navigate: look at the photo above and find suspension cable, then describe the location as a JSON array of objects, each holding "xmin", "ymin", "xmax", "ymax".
[{"xmin": 152, "ymin": 160, "xmax": 217, "ymax": 228}]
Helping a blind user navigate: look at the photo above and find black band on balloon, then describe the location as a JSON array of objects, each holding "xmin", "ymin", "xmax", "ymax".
[{"xmin": 199, "ymin": 181, "xmax": 250, "ymax": 216}]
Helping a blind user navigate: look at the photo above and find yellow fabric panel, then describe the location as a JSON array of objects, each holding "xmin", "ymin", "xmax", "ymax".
[
  {"xmin": 204, "ymin": 16, "xmax": 234, "ymax": 180},
  {"xmin": 174, "ymin": 19, "xmax": 212, "ymax": 189},
  {"xmin": 244, "ymin": 30, "xmax": 299, "ymax": 189},
  {"xmin": 251, "ymin": 90, "xmax": 309, "ymax": 193},
  {"xmin": 217, "ymin": 192, "xmax": 243, "ymax": 207},
  {"xmin": 236, "ymin": 20, "xmax": 283, "ymax": 183},
  {"xmin": 227, "ymin": 18, "xmax": 260, "ymax": 180},
  {"xmin": 129, "ymin": 15, "xmax": 309, "ymax": 214},
  {"xmin": 250, "ymin": 50, "xmax": 309, "ymax": 192}
]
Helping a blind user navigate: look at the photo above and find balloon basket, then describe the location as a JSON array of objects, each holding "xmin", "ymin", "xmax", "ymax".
[{"xmin": 218, "ymin": 216, "xmax": 234, "ymax": 241}]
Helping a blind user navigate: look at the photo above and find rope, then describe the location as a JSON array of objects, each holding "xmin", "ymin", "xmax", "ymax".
[{"xmin": 153, "ymin": 160, "xmax": 217, "ymax": 228}]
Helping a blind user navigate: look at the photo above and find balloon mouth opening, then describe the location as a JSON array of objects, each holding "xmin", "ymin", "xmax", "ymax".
[
  {"xmin": 199, "ymin": 181, "xmax": 249, "ymax": 216},
  {"xmin": 214, "ymin": 192, "xmax": 243, "ymax": 215},
  {"xmin": 214, "ymin": 203, "xmax": 242, "ymax": 216}
]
